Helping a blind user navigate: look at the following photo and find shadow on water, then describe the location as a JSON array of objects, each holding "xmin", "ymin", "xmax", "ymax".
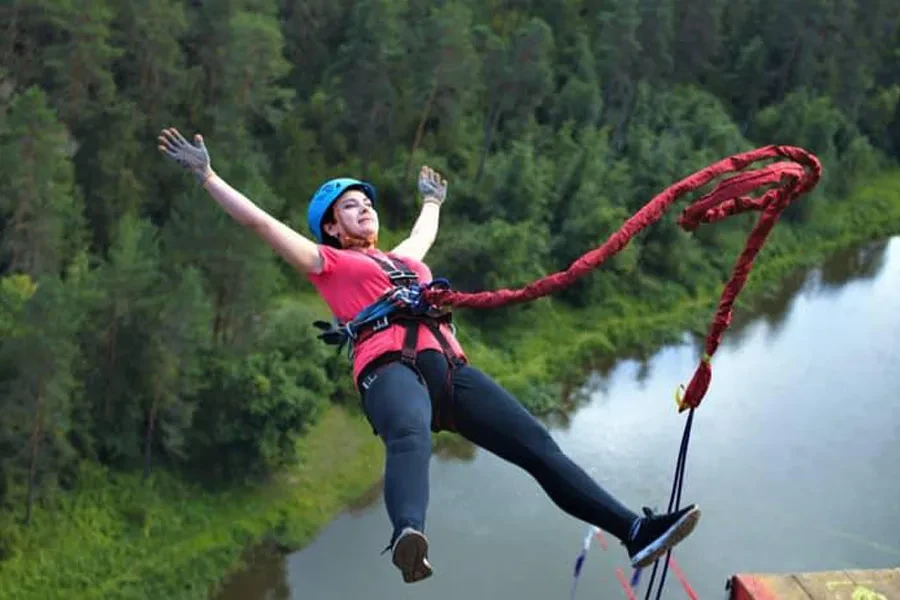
[
  {"xmin": 819, "ymin": 238, "xmax": 890, "ymax": 289},
  {"xmin": 432, "ymin": 431, "xmax": 478, "ymax": 463},
  {"xmin": 553, "ymin": 335, "xmax": 668, "ymax": 426},
  {"xmin": 346, "ymin": 478, "xmax": 384, "ymax": 515},
  {"xmin": 729, "ymin": 238, "xmax": 890, "ymax": 339},
  {"xmin": 733, "ymin": 240, "xmax": 888, "ymax": 332},
  {"xmin": 212, "ymin": 542, "xmax": 290, "ymax": 600}
]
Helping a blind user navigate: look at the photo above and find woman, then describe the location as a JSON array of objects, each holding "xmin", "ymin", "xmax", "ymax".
[{"xmin": 157, "ymin": 127, "xmax": 701, "ymax": 584}]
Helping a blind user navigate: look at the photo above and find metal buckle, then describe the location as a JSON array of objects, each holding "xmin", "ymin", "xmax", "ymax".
[{"xmin": 385, "ymin": 269, "xmax": 411, "ymax": 283}]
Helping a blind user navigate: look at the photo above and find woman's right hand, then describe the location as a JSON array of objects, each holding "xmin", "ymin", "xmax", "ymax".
[
  {"xmin": 157, "ymin": 126, "xmax": 324, "ymax": 274},
  {"xmin": 158, "ymin": 127, "xmax": 213, "ymax": 184}
]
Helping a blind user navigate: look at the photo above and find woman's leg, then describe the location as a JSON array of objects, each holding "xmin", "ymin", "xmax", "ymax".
[
  {"xmin": 447, "ymin": 363, "xmax": 701, "ymax": 567},
  {"xmin": 448, "ymin": 364, "xmax": 640, "ymax": 541},
  {"xmin": 359, "ymin": 361, "xmax": 434, "ymax": 582}
]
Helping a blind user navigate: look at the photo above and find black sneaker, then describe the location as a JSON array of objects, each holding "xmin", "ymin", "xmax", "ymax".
[
  {"xmin": 625, "ymin": 505, "xmax": 701, "ymax": 568},
  {"xmin": 391, "ymin": 527, "xmax": 433, "ymax": 583}
]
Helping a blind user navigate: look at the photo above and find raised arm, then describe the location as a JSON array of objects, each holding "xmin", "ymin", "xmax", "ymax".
[
  {"xmin": 158, "ymin": 128, "xmax": 324, "ymax": 274},
  {"xmin": 390, "ymin": 166, "xmax": 448, "ymax": 261}
]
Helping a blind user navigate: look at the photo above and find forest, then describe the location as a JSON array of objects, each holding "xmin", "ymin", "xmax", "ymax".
[{"xmin": 0, "ymin": 0, "xmax": 898, "ymax": 596}]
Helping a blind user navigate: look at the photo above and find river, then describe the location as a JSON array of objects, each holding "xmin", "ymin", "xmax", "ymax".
[{"xmin": 214, "ymin": 236, "xmax": 900, "ymax": 600}]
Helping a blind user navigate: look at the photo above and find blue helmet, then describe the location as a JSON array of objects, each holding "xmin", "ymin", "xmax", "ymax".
[{"xmin": 306, "ymin": 177, "xmax": 377, "ymax": 243}]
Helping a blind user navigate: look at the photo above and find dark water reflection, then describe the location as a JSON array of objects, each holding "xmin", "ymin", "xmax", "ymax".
[
  {"xmin": 729, "ymin": 238, "xmax": 891, "ymax": 340},
  {"xmin": 213, "ymin": 543, "xmax": 289, "ymax": 600}
]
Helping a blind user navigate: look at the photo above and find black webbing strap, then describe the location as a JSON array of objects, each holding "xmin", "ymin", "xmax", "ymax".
[{"xmin": 360, "ymin": 253, "xmax": 467, "ymax": 432}]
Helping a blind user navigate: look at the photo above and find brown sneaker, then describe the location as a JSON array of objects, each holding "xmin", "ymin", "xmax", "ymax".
[{"xmin": 391, "ymin": 527, "xmax": 433, "ymax": 583}]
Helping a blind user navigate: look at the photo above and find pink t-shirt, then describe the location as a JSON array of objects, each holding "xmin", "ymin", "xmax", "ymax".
[{"xmin": 306, "ymin": 245, "xmax": 467, "ymax": 384}]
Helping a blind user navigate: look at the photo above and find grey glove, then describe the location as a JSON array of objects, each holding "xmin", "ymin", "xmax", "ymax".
[
  {"xmin": 418, "ymin": 166, "xmax": 448, "ymax": 205},
  {"xmin": 158, "ymin": 127, "xmax": 212, "ymax": 184}
]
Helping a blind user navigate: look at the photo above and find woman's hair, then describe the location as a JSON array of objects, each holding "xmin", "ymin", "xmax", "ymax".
[{"xmin": 320, "ymin": 206, "xmax": 342, "ymax": 248}]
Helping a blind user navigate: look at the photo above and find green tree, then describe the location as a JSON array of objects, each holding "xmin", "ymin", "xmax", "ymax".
[
  {"xmin": 141, "ymin": 267, "xmax": 211, "ymax": 479},
  {"xmin": 72, "ymin": 99, "xmax": 146, "ymax": 254},
  {"xmin": 79, "ymin": 214, "xmax": 166, "ymax": 466},
  {"xmin": 474, "ymin": 18, "xmax": 555, "ymax": 182},
  {"xmin": 33, "ymin": 0, "xmax": 121, "ymax": 127},
  {"xmin": 110, "ymin": 0, "xmax": 189, "ymax": 122},
  {"xmin": 162, "ymin": 136, "xmax": 284, "ymax": 348},
  {"xmin": 185, "ymin": 302, "xmax": 334, "ymax": 481},
  {"xmin": 753, "ymin": 89, "xmax": 880, "ymax": 207},
  {"xmin": 400, "ymin": 1, "xmax": 482, "ymax": 181},
  {"xmin": 0, "ymin": 274, "xmax": 81, "ymax": 524},
  {"xmin": 586, "ymin": 0, "xmax": 641, "ymax": 147},
  {"xmin": 221, "ymin": 10, "xmax": 294, "ymax": 126},
  {"xmin": 0, "ymin": 86, "xmax": 84, "ymax": 277},
  {"xmin": 623, "ymin": 84, "xmax": 751, "ymax": 282}
]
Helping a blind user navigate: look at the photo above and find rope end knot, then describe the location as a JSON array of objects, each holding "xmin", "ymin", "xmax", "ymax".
[{"xmin": 676, "ymin": 354, "xmax": 712, "ymax": 412}]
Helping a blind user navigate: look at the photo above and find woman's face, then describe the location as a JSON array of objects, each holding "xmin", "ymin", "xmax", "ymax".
[{"xmin": 323, "ymin": 188, "xmax": 379, "ymax": 244}]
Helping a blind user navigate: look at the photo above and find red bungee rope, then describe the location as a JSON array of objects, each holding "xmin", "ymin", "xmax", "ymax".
[{"xmin": 423, "ymin": 144, "xmax": 822, "ymax": 412}]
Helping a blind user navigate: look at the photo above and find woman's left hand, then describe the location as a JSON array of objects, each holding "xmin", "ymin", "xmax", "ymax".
[{"xmin": 418, "ymin": 166, "xmax": 448, "ymax": 206}]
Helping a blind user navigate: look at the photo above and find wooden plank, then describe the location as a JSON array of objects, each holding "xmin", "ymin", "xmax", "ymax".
[
  {"xmin": 794, "ymin": 571, "xmax": 856, "ymax": 600},
  {"xmin": 732, "ymin": 574, "xmax": 812, "ymax": 600},
  {"xmin": 731, "ymin": 575, "xmax": 776, "ymax": 600},
  {"xmin": 757, "ymin": 575, "xmax": 814, "ymax": 600},
  {"xmin": 843, "ymin": 568, "xmax": 900, "ymax": 598},
  {"xmin": 736, "ymin": 569, "xmax": 900, "ymax": 600}
]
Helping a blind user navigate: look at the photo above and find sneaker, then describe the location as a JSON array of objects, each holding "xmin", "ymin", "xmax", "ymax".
[
  {"xmin": 625, "ymin": 504, "xmax": 701, "ymax": 568},
  {"xmin": 391, "ymin": 527, "xmax": 433, "ymax": 583}
]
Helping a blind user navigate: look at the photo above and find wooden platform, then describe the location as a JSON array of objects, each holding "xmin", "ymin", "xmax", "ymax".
[{"xmin": 729, "ymin": 569, "xmax": 900, "ymax": 600}]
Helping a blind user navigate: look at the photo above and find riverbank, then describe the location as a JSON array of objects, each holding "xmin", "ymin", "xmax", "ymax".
[{"xmin": 1, "ymin": 171, "xmax": 898, "ymax": 600}]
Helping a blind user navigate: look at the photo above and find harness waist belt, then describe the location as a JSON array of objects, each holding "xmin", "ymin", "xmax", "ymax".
[{"xmin": 311, "ymin": 253, "xmax": 465, "ymax": 369}]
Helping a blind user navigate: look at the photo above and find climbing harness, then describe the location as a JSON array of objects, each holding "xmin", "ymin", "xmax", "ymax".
[
  {"xmin": 313, "ymin": 253, "xmax": 466, "ymax": 431},
  {"xmin": 313, "ymin": 253, "xmax": 458, "ymax": 362}
]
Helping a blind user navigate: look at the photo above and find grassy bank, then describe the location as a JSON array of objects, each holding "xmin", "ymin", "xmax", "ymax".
[
  {"xmin": 1, "ymin": 172, "xmax": 898, "ymax": 600},
  {"xmin": 0, "ymin": 407, "xmax": 384, "ymax": 600}
]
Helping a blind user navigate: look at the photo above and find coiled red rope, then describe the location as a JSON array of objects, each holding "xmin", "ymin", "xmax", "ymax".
[{"xmin": 423, "ymin": 145, "xmax": 822, "ymax": 411}]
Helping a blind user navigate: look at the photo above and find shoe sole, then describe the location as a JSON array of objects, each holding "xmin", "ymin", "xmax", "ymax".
[
  {"xmin": 392, "ymin": 532, "xmax": 433, "ymax": 583},
  {"xmin": 631, "ymin": 505, "xmax": 701, "ymax": 569}
]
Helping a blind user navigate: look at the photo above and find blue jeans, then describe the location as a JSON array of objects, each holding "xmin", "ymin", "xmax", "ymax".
[{"xmin": 358, "ymin": 350, "xmax": 639, "ymax": 549}]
